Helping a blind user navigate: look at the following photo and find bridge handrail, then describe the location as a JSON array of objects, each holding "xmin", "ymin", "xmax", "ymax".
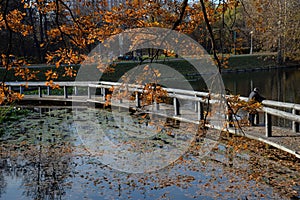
[
  {"xmin": 4, "ymin": 81, "xmax": 300, "ymax": 136},
  {"xmin": 82, "ymin": 81, "xmax": 300, "ymax": 137},
  {"xmin": 5, "ymin": 81, "xmax": 97, "ymax": 87},
  {"xmin": 261, "ymin": 101, "xmax": 300, "ymax": 136},
  {"xmin": 262, "ymin": 107, "xmax": 300, "ymax": 122},
  {"xmin": 262, "ymin": 100, "xmax": 300, "ymax": 110},
  {"xmin": 97, "ymin": 81, "xmax": 210, "ymax": 98}
]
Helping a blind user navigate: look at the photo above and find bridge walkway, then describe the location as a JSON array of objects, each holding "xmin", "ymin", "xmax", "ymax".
[{"xmin": 19, "ymin": 94, "xmax": 300, "ymax": 158}]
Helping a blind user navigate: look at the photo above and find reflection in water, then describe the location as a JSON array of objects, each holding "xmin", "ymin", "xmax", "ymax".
[
  {"xmin": 188, "ymin": 66, "xmax": 300, "ymax": 104},
  {"xmin": 73, "ymin": 108, "xmax": 198, "ymax": 173},
  {"xmin": 0, "ymin": 108, "xmax": 73, "ymax": 199},
  {"xmin": 222, "ymin": 67, "xmax": 300, "ymax": 127},
  {"xmin": 222, "ymin": 67, "xmax": 300, "ymax": 103},
  {"xmin": 0, "ymin": 107, "xmax": 299, "ymax": 199}
]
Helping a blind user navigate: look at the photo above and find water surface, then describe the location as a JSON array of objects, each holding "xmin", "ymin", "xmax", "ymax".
[
  {"xmin": 0, "ymin": 107, "xmax": 299, "ymax": 199},
  {"xmin": 222, "ymin": 67, "xmax": 300, "ymax": 103}
]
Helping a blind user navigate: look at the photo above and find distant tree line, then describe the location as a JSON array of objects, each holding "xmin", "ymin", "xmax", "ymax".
[
  {"xmin": 0, "ymin": 0, "xmax": 299, "ymax": 65},
  {"xmin": 0, "ymin": 0, "xmax": 299, "ymax": 103}
]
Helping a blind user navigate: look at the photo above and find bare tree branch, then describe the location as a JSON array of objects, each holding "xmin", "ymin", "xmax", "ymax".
[
  {"xmin": 1, "ymin": 0, "xmax": 13, "ymax": 89},
  {"xmin": 146, "ymin": 0, "xmax": 189, "ymax": 64},
  {"xmin": 199, "ymin": 0, "xmax": 222, "ymax": 72},
  {"xmin": 172, "ymin": 0, "xmax": 188, "ymax": 30}
]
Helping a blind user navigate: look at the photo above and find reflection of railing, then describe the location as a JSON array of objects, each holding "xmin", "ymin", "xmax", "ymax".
[{"xmin": 4, "ymin": 81, "xmax": 300, "ymax": 138}]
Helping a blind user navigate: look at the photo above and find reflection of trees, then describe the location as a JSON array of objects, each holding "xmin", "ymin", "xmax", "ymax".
[
  {"xmin": 223, "ymin": 68, "xmax": 300, "ymax": 104},
  {"xmin": 0, "ymin": 143, "xmax": 73, "ymax": 199},
  {"xmin": 0, "ymin": 161, "xmax": 7, "ymax": 198},
  {"xmin": 20, "ymin": 144, "xmax": 73, "ymax": 200},
  {"xmin": 1, "ymin": 108, "xmax": 299, "ymax": 199},
  {"xmin": 0, "ymin": 108, "xmax": 74, "ymax": 200},
  {"xmin": 63, "ymin": 108, "xmax": 299, "ymax": 199}
]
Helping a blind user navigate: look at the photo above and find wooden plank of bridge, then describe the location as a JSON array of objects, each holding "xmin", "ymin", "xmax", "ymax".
[
  {"xmin": 8, "ymin": 81, "xmax": 300, "ymax": 158},
  {"xmin": 240, "ymin": 126, "xmax": 300, "ymax": 158},
  {"xmin": 16, "ymin": 93, "xmax": 300, "ymax": 158}
]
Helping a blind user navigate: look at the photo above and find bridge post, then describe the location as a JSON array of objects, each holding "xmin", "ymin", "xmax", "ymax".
[
  {"xmin": 226, "ymin": 106, "xmax": 234, "ymax": 127},
  {"xmin": 194, "ymin": 95, "xmax": 198, "ymax": 112},
  {"xmin": 135, "ymin": 92, "xmax": 140, "ymax": 108},
  {"xmin": 118, "ymin": 90, "xmax": 122, "ymax": 103},
  {"xmin": 38, "ymin": 86, "xmax": 42, "ymax": 98},
  {"xmin": 154, "ymin": 101, "xmax": 159, "ymax": 111},
  {"xmin": 74, "ymin": 86, "xmax": 78, "ymax": 96},
  {"xmin": 101, "ymin": 88, "xmax": 106, "ymax": 101},
  {"xmin": 198, "ymin": 101, "xmax": 204, "ymax": 120},
  {"xmin": 19, "ymin": 86, "xmax": 23, "ymax": 94},
  {"xmin": 265, "ymin": 112, "xmax": 272, "ymax": 137},
  {"xmin": 47, "ymin": 86, "xmax": 51, "ymax": 95},
  {"xmin": 64, "ymin": 86, "xmax": 68, "ymax": 98},
  {"xmin": 292, "ymin": 109, "xmax": 299, "ymax": 132},
  {"xmin": 88, "ymin": 86, "xmax": 91, "ymax": 99},
  {"xmin": 174, "ymin": 97, "xmax": 180, "ymax": 116},
  {"xmin": 254, "ymin": 113, "xmax": 260, "ymax": 125}
]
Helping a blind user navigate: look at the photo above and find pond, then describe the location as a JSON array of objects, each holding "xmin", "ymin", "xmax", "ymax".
[
  {"xmin": 0, "ymin": 107, "xmax": 300, "ymax": 199},
  {"xmin": 168, "ymin": 66, "xmax": 300, "ymax": 103},
  {"xmin": 222, "ymin": 66, "xmax": 300, "ymax": 104}
]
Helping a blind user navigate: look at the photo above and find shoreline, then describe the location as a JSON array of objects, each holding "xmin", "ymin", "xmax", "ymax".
[
  {"xmin": 5, "ymin": 101, "xmax": 300, "ymax": 161},
  {"xmin": 222, "ymin": 63, "xmax": 300, "ymax": 73}
]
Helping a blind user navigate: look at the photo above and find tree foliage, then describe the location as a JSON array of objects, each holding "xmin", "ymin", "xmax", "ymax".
[
  {"xmin": 242, "ymin": 0, "xmax": 300, "ymax": 62},
  {"xmin": 0, "ymin": 0, "xmax": 299, "ymax": 105}
]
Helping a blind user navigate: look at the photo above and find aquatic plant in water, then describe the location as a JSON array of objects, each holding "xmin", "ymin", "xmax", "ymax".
[{"xmin": 0, "ymin": 107, "xmax": 299, "ymax": 199}]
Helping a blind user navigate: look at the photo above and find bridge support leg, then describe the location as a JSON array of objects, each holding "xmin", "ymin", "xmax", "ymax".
[
  {"xmin": 198, "ymin": 101, "xmax": 204, "ymax": 121},
  {"xmin": 227, "ymin": 112, "xmax": 234, "ymax": 127},
  {"xmin": 47, "ymin": 86, "xmax": 51, "ymax": 95},
  {"xmin": 88, "ymin": 86, "xmax": 91, "ymax": 99},
  {"xmin": 101, "ymin": 88, "xmax": 106, "ymax": 101},
  {"xmin": 74, "ymin": 86, "xmax": 78, "ymax": 96},
  {"xmin": 255, "ymin": 113, "xmax": 260, "ymax": 125},
  {"xmin": 38, "ymin": 86, "xmax": 42, "ymax": 98},
  {"xmin": 292, "ymin": 109, "xmax": 299, "ymax": 133},
  {"xmin": 265, "ymin": 112, "xmax": 272, "ymax": 137},
  {"xmin": 154, "ymin": 101, "xmax": 159, "ymax": 111},
  {"xmin": 64, "ymin": 86, "xmax": 68, "ymax": 98},
  {"xmin": 19, "ymin": 86, "xmax": 23, "ymax": 94},
  {"xmin": 194, "ymin": 95, "xmax": 198, "ymax": 112},
  {"xmin": 135, "ymin": 92, "xmax": 140, "ymax": 108},
  {"xmin": 118, "ymin": 91, "xmax": 122, "ymax": 103},
  {"xmin": 174, "ymin": 97, "xmax": 180, "ymax": 116}
]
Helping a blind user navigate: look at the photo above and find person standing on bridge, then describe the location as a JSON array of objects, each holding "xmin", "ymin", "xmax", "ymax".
[{"xmin": 248, "ymin": 87, "xmax": 265, "ymax": 126}]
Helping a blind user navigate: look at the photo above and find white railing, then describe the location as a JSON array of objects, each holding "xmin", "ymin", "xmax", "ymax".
[
  {"xmin": 262, "ymin": 100, "xmax": 300, "ymax": 137},
  {"xmin": 4, "ymin": 81, "xmax": 300, "ymax": 137}
]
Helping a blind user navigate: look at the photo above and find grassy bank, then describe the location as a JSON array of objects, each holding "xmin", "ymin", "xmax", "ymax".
[
  {"xmin": 227, "ymin": 54, "xmax": 278, "ymax": 70},
  {"xmin": 0, "ymin": 54, "xmax": 288, "ymax": 82}
]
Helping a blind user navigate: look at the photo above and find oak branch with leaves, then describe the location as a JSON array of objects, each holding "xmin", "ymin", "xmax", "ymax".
[{"xmin": 0, "ymin": 0, "xmax": 298, "ymax": 121}]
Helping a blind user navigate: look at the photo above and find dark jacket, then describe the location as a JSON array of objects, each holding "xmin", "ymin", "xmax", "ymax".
[{"xmin": 248, "ymin": 91, "xmax": 265, "ymax": 103}]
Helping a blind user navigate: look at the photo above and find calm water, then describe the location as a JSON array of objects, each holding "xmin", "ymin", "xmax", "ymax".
[
  {"xmin": 222, "ymin": 66, "xmax": 300, "ymax": 103},
  {"xmin": 169, "ymin": 66, "xmax": 300, "ymax": 103},
  {"xmin": 0, "ymin": 107, "xmax": 300, "ymax": 199}
]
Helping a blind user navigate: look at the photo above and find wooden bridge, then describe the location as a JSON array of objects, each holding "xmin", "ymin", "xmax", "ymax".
[{"xmin": 4, "ymin": 81, "xmax": 300, "ymax": 158}]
